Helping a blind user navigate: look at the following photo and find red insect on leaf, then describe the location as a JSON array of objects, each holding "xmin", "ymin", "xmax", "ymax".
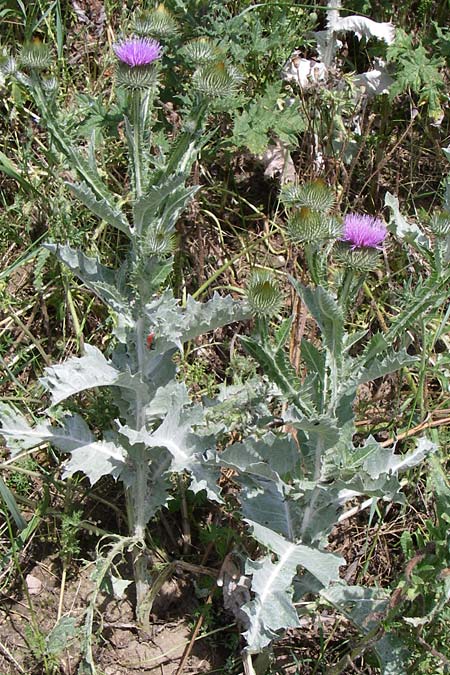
[{"xmin": 146, "ymin": 332, "xmax": 155, "ymax": 349}]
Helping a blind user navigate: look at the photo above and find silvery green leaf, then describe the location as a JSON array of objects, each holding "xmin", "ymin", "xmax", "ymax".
[
  {"xmin": 182, "ymin": 294, "xmax": 251, "ymax": 343},
  {"xmin": 363, "ymin": 436, "xmax": 436, "ymax": 477},
  {"xmin": 125, "ymin": 388, "xmax": 220, "ymax": 501},
  {"xmin": 239, "ymin": 335, "xmax": 314, "ymax": 414},
  {"xmin": 43, "ymin": 344, "xmax": 119, "ymax": 404},
  {"xmin": 45, "ymin": 244, "xmax": 131, "ymax": 320},
  {"xmin": 55, "ymin": 414, "xmax": 126, "ymax": 484},
  {"xmin": 220, "ymin": 433, "xmax": 300, "ymax": 479},
  {"xmin": 249, "ymin": 522, "xmax": 344, "ymax": 586},
  {"xmin": 67, "ymin": 182, "xmax": 130, "ymax": 236},
  {"xmin": 385, "ymin": 192, "xmax": 429, "ymax": 247},
  {"xmin": 41, "ymin": 344, "xmax": 148, "ymax": 406},
  {"xmin": 291, "ymin": 483, "xmax": 343, "ymax": 545},
  {"xmin": 116, "ymin": 427, "xmax": 172, "ymax": 519},
  {"xmin": 322, "ymin": 584, "xmax": 409, "ymax": 674},
  {"xmin": 242, "ymin": 554, "xmax": 302, "ymax": 652},
  {"xmin": 134, "ymin": 176, "xmax": 199, "ymax": 233},
  {"xmin": 284, "ymin": 409, "xmax": 340, "ymax": 449},
  {"xmin": 0, "ymin": 403, "xmax": 52, "ymax": 455},
  {"xmin": 242, "ymin": 523, "xmax": 344, "ymax": 652},
  {"xmin": 45, "ymin": 616, "xmax": 77, "ymax": 655},
  {"xmin": 290, "ymin": 279, "xmax": 344, "ymax": 360},
  {"xmin": 342, "ymin": 348, "xmax": 417, "ymax": 394},
  {"xmin": 147, "ymin": 291, "xmax": 250, "ymax": 353},
  {"xmin": 144, "ymin": 381, "xmax": 189, "ymax": 422},
  {"xmin": 343, "ymin": 329, "xmax": 370, "ymax": 353},
  {"xmin": 240, "ymin": 478, "xmax": 295, "ymax": 537},
  {"xmin": 147, "ymin": 401, "xmax": 220, "ymax": 499}
]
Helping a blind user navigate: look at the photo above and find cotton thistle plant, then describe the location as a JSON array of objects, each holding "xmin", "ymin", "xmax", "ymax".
[{"xmin": 0, "ymin": 29, "xmax": 253, "ymax": 662}]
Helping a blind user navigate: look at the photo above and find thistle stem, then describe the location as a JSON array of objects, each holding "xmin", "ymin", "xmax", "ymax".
[
  {"xmin": 339, "ymin": 268, "xmax": 355, "ymax": 309},
  {"xmin": 131, "ymin": 89, "xmax": 144, "ymax": 201}
]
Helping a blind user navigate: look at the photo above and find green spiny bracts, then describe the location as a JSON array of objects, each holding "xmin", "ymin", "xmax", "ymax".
[
  {"xmin": 192, "ymin": 61, "xmax": 242, "ymax": 99},
  {"xmin": 19, "ymin": 42, "xmax": 52, "ymax": 71},
  {"xmin": 133, "ymin": 5, "xmax": 179, "ymax": 39},
  {"xmin": 333, "ymin": 241, "xmax": 382, "ymax": 272},
  {"xmin": 287, "ymin": 207, "xmax": 341, "ymax": 245},
  {"xmin": 246, "ymin": 270, "xmax": 282, "ymax": 318},
  {"xmin": 180, "ymin": 38, "xmax": 224, "ymax": 66},
  {"xmin": 281, "ymin": 179, "xmax": 335, "ymax": 212}
]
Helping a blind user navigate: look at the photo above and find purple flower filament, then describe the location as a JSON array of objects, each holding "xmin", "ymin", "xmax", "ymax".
[
  {"xmin": 113, "ymin": 37, "xmax": 162, "ymax": 67},
  {"xmin": 342, "ymin": 213, "xmax": 387, "ymax": 249}
]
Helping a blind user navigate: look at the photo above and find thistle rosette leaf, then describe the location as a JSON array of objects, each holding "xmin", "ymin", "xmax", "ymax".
[
  {"xmin": 180, "ymin": 38, "xmax": 223, "ymax": 66},
  {"xmin": 192, "ymin": 61, "xmax": 242, "ymax": 99},
  {"xmin": 19, "ymin": 42, "xmax": 52, "ymax": 71},
  {"xmin": 246, "ymin": 270, "xmax": 282, "ymax": 318},
  {"xmin": 133, "ymin": 5, "xmax": 179, "ymax": 39}
]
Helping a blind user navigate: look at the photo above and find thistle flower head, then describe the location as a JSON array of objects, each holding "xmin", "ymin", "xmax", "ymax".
[
  {"xmin": 113, "ymin": 37, "xmax": 162, "ymax": 67},
  {"xmin": 341, "ymin": 213, "xmax": 387, "ymax": 249}
]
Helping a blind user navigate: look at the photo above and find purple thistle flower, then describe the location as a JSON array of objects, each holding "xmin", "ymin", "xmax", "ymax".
[
  {"xmin": 113, "ymin": 37, "xmax": 162, "ymax": 67},
  {"xmin": 341, "ymin": 213, "xmax": 387, "ymax": 249}
]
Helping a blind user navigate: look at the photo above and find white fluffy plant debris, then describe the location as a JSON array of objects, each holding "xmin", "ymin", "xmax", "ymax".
[{"xmin": 282, "ymin": 0, "xmax": 395, "ymax": 99}]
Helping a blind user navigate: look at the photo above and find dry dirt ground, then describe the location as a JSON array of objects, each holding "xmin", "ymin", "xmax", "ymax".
[{"xmin": 0, "ymin": 557, "xmax": 227, "ymax": 675}]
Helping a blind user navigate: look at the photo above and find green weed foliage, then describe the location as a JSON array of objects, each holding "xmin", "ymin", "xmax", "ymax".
[{"xmin": 0, "ymin": 1, "xmax": 449, "ymax": 674}]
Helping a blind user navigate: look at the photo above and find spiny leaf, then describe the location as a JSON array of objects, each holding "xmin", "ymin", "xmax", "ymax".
[
  {"xmin": 242, "ymin": 522, "xmax": 344, "ymax": 652},
  {"xmin": 45, "ymin": 244, "xmax": 131, "ymax": 320},
  {"xmin": 240, "ymin": 335, "xmax": 314, "ymax": 414},
  {"xmin": 40, "ymin": 344, "xmax": 147, "ymax": 406},
  {"xmin": 67, "ymin": 182, "xmax": 130, "ymax": 236},
  {"xmin": 290, "ymin": 279, "xmax": 344, "ymax": 360}
]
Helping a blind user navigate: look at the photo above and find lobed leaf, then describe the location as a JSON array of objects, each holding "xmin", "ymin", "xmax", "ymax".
[
  {"xmin": 67, "ymin": 182, "xmax": 130, "ymax": 236},
  {"xmin": 45, "ymin": 244, "xmax": 131, "ymax": 320}
]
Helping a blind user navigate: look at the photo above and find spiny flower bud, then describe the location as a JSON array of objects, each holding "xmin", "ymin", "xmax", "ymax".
[
  {"xmin": 246, "ymin": 270, "xmax": 282, "ymax": 318},
  {"xmin": 19, "ymin": 41, "xmax": 52, "ymax": 71},
  {"xmin": 133, "ymin": 5, "xmax": 179, "ymax": 39},
  {"xmin": 192, "ymin": 61, "xmax": 242, "ymax": 99},
  {"xmin": 145, "ymin": 224, "xmax": 176, "ymax": 256},
  {"xmin": 287, "ymin": 207, "xmax": 341, "ymax": 245},
  {"xmin": 281, "ymin": 179, "xmax": 335, "ymax": 212},
  {"xmin": 180, "ymin": 38, "xmax": 223, "ymax": 66}
]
